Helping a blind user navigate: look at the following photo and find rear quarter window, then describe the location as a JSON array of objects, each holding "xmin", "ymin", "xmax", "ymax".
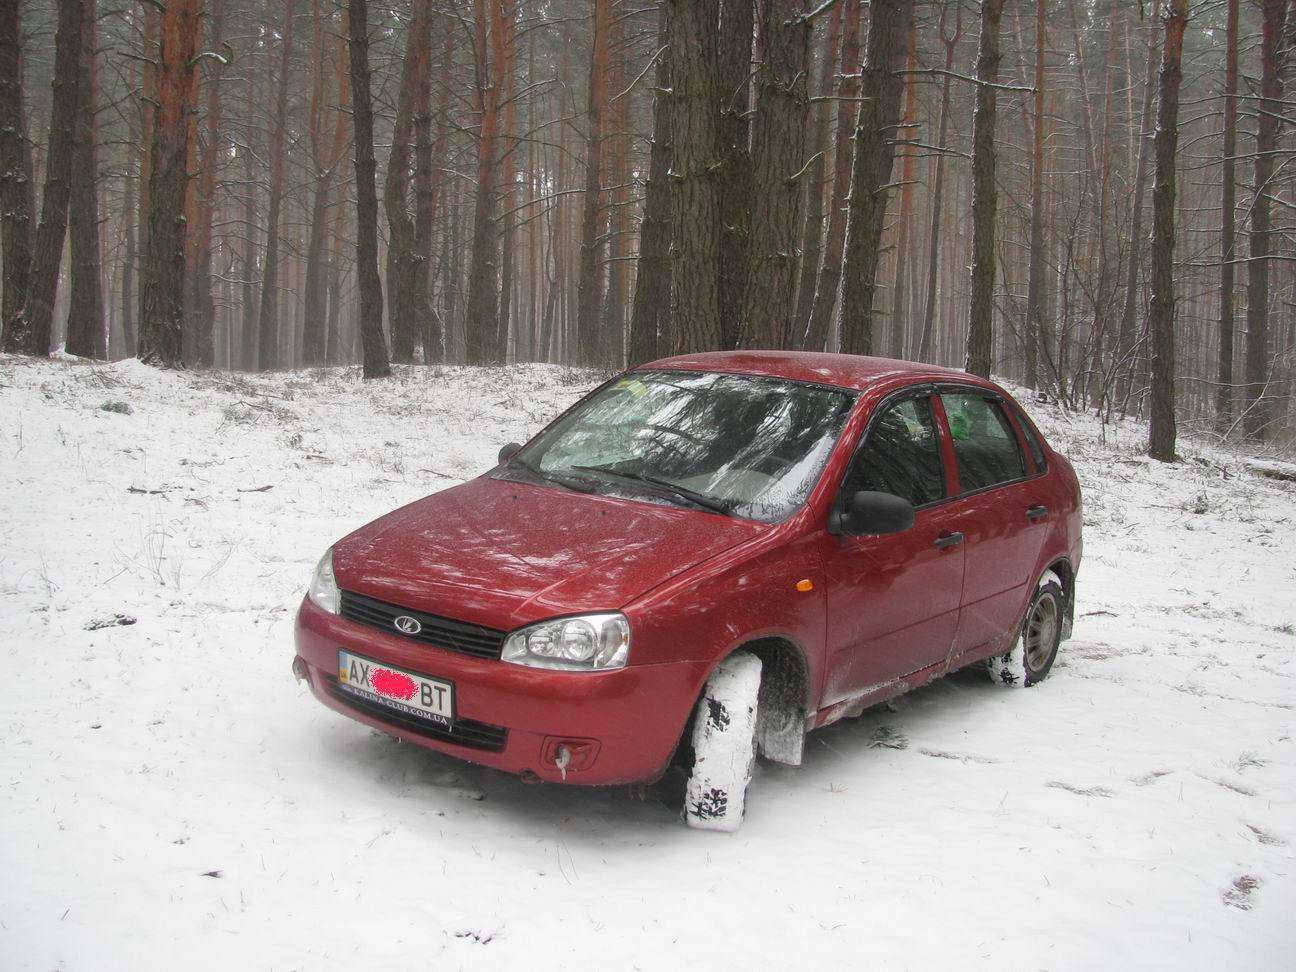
[{"xmin": 1010, "ymin": 402, "xmax": 1049, "ymax": 472}]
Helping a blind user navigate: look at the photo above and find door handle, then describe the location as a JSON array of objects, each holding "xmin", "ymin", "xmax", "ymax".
[
  {"xmin": 934, "ymin": 532, "xmax": 964, "ymax": 550},
  {"xmin": 1026, "ymin": 504, "xmax": 1049, "ymax": 522}
]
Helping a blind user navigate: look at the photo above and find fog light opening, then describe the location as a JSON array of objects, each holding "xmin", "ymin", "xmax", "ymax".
[{"xmin": 291, "ymin": 655, "xmax": 309, "ymax": 684}]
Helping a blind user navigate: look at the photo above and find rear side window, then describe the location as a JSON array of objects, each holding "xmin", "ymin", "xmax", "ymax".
[
  {"xmin": 941, "ymin": 393, "xmax": 1026, "ymax": 492},
  {"xmin": 1011, "ymin": 404, "xmax": 1048, "ymax": 472},
  {"xmin": 843, "ymin": 396, "xmax": 945, "ymax": 507}
]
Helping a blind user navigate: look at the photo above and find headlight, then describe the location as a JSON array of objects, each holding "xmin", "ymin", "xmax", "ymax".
[
  {"xmin": 308, "ymin": 549, "xmax": 340, "ymax": 614},
  {"xmin": 502, "ymin": 613, "xmax": 630, "ymax": 671}
]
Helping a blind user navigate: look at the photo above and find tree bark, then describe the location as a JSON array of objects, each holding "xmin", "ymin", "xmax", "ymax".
[
  {"xmin": 1114, "ymin": 0, "xmax": 1160, "ymax": 408},
  {"xmin": 10, "ymin": 0, "xmax": 83, "ymax": 356},
  {"xmin": 576, "ymin": 0, "xmax": 610, "ymax": 366},
  {"xmin": 887, "ymin": 19, "xmax": 918, "ymax": 359},
  {"xmin": 964, "ymin": 0, "xmax": 1004, "ymax": 379},
  {"xmin": 1146, "ymin": 0, "xmax": 1186, "ymax": 461},
  {"xmin": 1216, "ymin": 0, "xmax": 1238, "ymax": 425},
  {"xmin": 792, "ymin": 0, "xmax": 840, "ymax": 344},
  {"xmin": 346, "ymin": 0, "xmax": 390, "ymax": 378},
  {"xmin": 627, "ymin": 4, "xmax": 674, "ymax": 365},
  {"xmin": 183, "ymin": 0, "xmax": 225, "ymax": 368},
  {"xmin": 716, "ymin": 0, "xmax": 754, "ymax": 348},
  {"xmin": 667, "ymin": 0, "xmax": 724, "ymax": 354},
  {"xmin": 256, "ymin": 0, "xmax": 294, "ymax": 371},
  {"xmin": 0, "ymin": 0, "xmax": 33, "ymax": 346},
  {"xmin": 420, "ymin": 27, "xmax": 453, "ymax": 363},
  {"xmin": 303, "ymin": 6, "xmax": 350, "ymax": 367},
  {"xmin": 838, "ymin": 0, "xmax": 913, "ymax": 356},
  {"xmin": 66, "ymin": 0, "xmax": 104, "ymax": 359},
  {"xmin": 916, "ymin": 2, "xmax": 960, "ymax": 362},
  {"xmin": 464, "ymin": 0, "xmax": 507, "ymax": 364},
  {"xmin": 742, "ymin": 0, "xmax": 809, "ymax": 350},
  {"xmin": 802, "ymin": 0, "xmax": 861, "ymax": 352},
  {"xmin": 138, "ymin": 0, "xmax": 201, "ymax": 368},
  {"xmin": 384, "ymin": 0, "xmax": 433, "ymax": 363},
  {"xmin": 1244, "ymin": 0, "xmax": 1285, "ymax": 440},
  {"xmin": 1024, "ymin": 0, "xmax": 1047, "ymax": 387}
]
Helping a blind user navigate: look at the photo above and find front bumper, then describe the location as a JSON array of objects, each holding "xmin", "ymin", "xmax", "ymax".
[{"xmin": 294, "ymin": 597, "xmax": 708, "ymax": 785}]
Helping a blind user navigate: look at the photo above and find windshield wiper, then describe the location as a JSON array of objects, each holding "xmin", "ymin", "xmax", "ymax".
[
  {"xmin": 571, "ymin": 465, "xmax": 733, "ymax": 515},
  {"xmin": 507, "ymin": 455, "xmax": 598, "ymax": 494}
]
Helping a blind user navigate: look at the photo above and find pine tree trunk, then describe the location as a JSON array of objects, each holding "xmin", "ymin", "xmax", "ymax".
[
  {"xmin": 792, "ymin": 1, "xmax": 839, "ymax": 343},
  {"xmin": 413, "ymin": 28, "xmax": 441, "ymax": 363},
  {"xmin": 627, "ymin": 5, "xmax": 674, "ymax": 365},
  {"xmin": 1114, "ymin": 0, "xmax": 1160, "ymax": 409},
  {"xmin": 256, "ymin": 0, "xmax": 294, "ymax": 371},
  {"xmin": 464, "ymin": 0, "xmax": 507, "ymax": 364},
  {"xmin": 421, "ymin": 28, "xmax": 453, "ymax": 363},
  {"xmin": 742, "ymin": 0, "xmax": 809, "ymax": 350},
  {"xmin": 667, "ymin": 0, "xmax": 724, "ymax": 354},
  {"xmin": 384, "ymin": 0, "xmax": 432, "ymax": 364},
  {"xmin": 10, "ymin": 0, "xmax": 83, "ymax": 356},
  {"xmin": 303, "ymin": 11, "xmax": 349, "ymax": 367},
  {"xmin": 716, "ymin": 0, "xmax": 754, "ymax": 348},
  {"xmin": 0, "ymin": 0, "xmax": 33, "ymax": 346},
  {"xmin": 576, "ymin": 0, "xmax": 610, "ymax": 366},
  {"xmin": 887, "ymin": 20, "xmax": 918, "ymax": 359},
  {"xmin": 1216, "ymin": 0, "xmax": 1238, "ymax": 425},
  {"xmin": 1024, "ymin": 0, "xmax": 1046, "ymax": 388},
  {"xmin": 346, "ymin": 0, "xmax": 390, "ymax": 378},
  {"xmin": 1243, "ymin": 0, "xmax": 1285, "ymax": 440},
  {"xmin": 917, "ymin": 3, "xmax": 961, "ymax": 362},
  {"xmin": 964, "ymin": 0, "xmax": 1003, "ymax": 379},
  {"xmin": 498, "ymin": 18, "xmax": 518, "ymax": 361},
  {"xmin": 1146, "ymin": 0, "xmax": 1187, "ymax": 461},
  {"xmin": 838, "ymin": 0, "xmax": 913, "ymax": 356},
  {"xmin": 183, "ymin": 0, "xmax": 224, "ymax": 368},
  {"xmin": 802, "ymin": 0, "xmax": 861, "ymax": 352},
  {"xmin": 325, "ymin": 175, "xmax": 347, "ymax": 365},
  {"xmin": 65, "ymin": 0, "xmax": 103, "ymax": 359}
]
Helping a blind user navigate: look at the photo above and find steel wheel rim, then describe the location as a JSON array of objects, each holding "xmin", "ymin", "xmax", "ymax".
[{"xmin": 1024, "ymin": 594, "xmax": 1059, "ymax": 672}]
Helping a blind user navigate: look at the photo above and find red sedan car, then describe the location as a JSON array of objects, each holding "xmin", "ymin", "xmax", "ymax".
[{"xmin": 294, "ymin": 351, "xmax": 1082, "ymax": 830}]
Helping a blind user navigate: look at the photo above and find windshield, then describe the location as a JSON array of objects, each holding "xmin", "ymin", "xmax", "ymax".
[{"xmin": 498, "ymin": 370, "xmax": 856, "ymax": 522}]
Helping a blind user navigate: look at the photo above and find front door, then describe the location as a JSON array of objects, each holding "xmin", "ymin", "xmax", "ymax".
[{"xmin": 821, "ymin": 393, "xmax": 965, "ymax": 706}]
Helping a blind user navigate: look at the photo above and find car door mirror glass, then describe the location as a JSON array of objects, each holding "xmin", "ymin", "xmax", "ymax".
[{"xmin": 841, "ymin": 490, "xmax": 915, "ymax": 536}]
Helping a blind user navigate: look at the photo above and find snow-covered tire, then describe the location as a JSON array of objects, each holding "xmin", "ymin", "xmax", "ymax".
[
  {"xmin": 987, "ymin": 570, "xmax": 1065, "ymax": 688},
  {"xmin": 683, "ymin": 652, "xmax": 762, "ymax": 832}
]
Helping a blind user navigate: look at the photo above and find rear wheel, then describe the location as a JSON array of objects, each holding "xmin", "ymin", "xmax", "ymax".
[
  {"xmin": 987, "ymin": 571, "xmax": 1064, "ymax": 688},
  {"xmin": 683, "ymin": 652, "xmax": 762, "ymax": 832}
]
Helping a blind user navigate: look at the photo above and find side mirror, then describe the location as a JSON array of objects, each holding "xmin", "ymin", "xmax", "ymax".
[
  {"xmin": 498, "ymin": 442, "xmax": 523, "ymax": 465},
  {"xmin": 836, "ymin": 490, "xmax": 914, "ymax": 536}
]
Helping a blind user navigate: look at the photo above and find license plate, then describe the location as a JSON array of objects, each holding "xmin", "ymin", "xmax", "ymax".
[{"xmin": 336, "ymin": 650, "xmax": 454, "ymax": 727}]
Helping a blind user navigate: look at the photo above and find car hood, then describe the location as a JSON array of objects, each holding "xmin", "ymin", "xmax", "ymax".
[{"xmin": 332, "ymin": 475, "xmax": 768, "ymax": 631}]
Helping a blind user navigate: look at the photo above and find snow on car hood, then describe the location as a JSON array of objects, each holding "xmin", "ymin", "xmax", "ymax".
[{"xmin": 331, "ymin": 474, "xmax": 767, "ymax": 631}]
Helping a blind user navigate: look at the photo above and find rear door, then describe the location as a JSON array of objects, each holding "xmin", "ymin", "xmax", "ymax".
[
  {"xmin": 820, "ymin": 388, "xmax": 966, "ymax": 706},
  {"xmin": 938, "ymin": 390, "xmax": 1049, "ymax": 657}
]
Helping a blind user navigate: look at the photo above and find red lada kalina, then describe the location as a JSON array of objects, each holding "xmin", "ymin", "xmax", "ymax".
[{"xmin": 294, "ymin": 352, "xmax": 1082, "ymax": 831}]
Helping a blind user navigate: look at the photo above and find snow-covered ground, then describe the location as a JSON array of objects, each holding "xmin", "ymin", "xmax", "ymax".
[{"xmin": 1, "ymin": 354, "xmax": 1293, "ymax": 970}]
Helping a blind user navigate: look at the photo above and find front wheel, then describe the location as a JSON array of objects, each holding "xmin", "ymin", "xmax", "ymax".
[
  {"xmin": 987, "ymin": 571, "xmax": 1065, "ymax": 688},
  {"xmin": 683, "ymin": 652, "xmax": 762, "ymax": 832}
]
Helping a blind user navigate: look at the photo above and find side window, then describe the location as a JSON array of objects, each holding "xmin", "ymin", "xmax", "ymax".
[
  {"xmin": 1011, "ymin": 403, "xmax": 1048, "ymax": 472},
  {"xmin": 941, "ymin": 393, "xmax": 1027, "ymax": 492},
  {"xmin": 843, "ymin": 396, "xmax": 945, "ymax": 507}
]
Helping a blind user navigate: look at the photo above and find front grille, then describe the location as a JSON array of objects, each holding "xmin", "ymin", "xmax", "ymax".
[
  {"xmin": 325, "ymin": 676, "xmax": 508, "ymax": 752},
  {"xmin": 340, "ymin": 590, "xmax": 506, "ymax": 660}
]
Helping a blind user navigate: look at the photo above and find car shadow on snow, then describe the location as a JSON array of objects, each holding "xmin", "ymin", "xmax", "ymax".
[{"xmin": 309, "ymin": 663, "xmax": 1014, "ymax": 838}]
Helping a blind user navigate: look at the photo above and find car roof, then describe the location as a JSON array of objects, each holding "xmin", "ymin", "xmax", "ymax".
[{"xmin": 636, "ymin": 350, "xmax": 978, "ymax": 394}]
